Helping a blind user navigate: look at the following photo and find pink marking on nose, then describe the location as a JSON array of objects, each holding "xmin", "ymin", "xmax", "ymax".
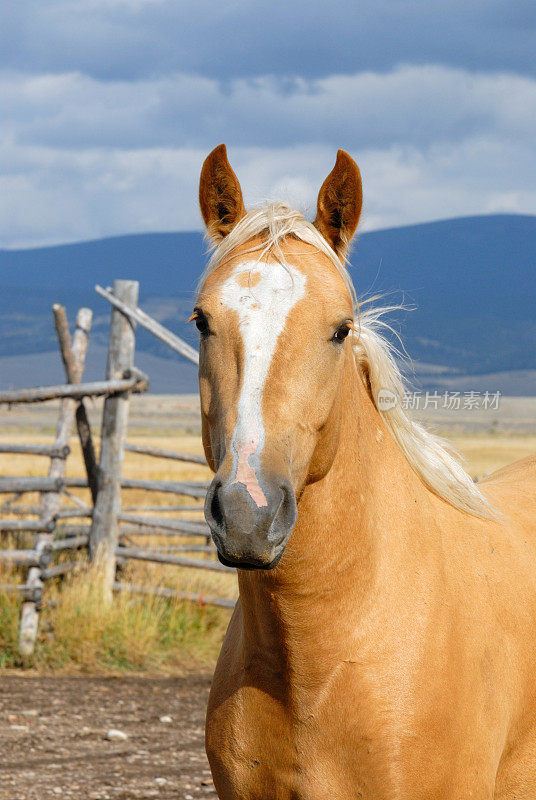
[{"xmin": 232, "ymin": 439, "xmax": 268, "ymax": 507}]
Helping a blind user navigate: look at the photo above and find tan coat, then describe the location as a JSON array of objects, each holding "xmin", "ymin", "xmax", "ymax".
[
  {"xmin": 206, "ymin": 351, "xmax": 536, "ymax": 799},
  {"xmin": 196, "ymin": 144, "xmax": 536, "ymax": 799}
]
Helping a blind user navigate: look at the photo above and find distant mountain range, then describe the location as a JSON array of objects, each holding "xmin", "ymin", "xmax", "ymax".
[{"xmin": 1, "ymin": 214, "xmax": 534, "ymax": 394}]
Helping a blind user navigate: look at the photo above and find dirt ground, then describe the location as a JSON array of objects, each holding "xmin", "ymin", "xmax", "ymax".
[{"xmin": 0, "ymin": 674, "xmax": 217, "ymax": 800}]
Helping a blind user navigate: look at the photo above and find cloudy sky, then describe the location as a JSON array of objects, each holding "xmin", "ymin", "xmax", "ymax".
[{"xmin": 2, "ymin": 0, "xmax": 535, "ymax": 247}]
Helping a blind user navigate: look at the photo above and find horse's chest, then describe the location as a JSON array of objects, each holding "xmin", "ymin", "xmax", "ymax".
[{"xmin": 206, "ymin": 681, "xmax": 372, "ymax": 800}]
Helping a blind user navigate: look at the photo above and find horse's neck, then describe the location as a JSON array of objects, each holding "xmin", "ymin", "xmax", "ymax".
[{"xmin": 237, "ymin": 348, "xmax": 430, "ymax": 690}]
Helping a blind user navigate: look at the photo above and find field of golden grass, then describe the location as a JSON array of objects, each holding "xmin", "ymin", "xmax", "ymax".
[
  {"xmin": 450, "ymin": 434, "xmax": 536, "ymax": 480},
  {"xmin": 1, "ymin": 394, "xmax": 534, "ymax": 672}
]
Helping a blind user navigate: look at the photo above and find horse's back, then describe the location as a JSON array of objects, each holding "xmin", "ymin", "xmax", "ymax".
[
  {"xmin": 482, "ymin": 453, "xmax": 536, "ymax": 486},
  {"xmin": 480, "ymin": 454, "xmax": 536, "ymax": 529},
  {"xmin": 475, "ymin": 454, "xmax": 536, "ymax": 797}
]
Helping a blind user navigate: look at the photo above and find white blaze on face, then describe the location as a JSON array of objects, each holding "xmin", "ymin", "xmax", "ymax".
[{"xmin": 220, "ymin": 259, "xmax": 307, "ymax": 507}]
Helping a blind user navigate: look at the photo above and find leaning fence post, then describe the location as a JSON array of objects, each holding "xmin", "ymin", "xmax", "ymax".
[
  {"xmin": 54, "ymin": 301, "xmax": 99, "ymax": 504},
  {"xmin": 18, "ymin": 306, "xmax": 92, "ymax": 657},
  {"xmin": 89, "ymin": 280, "xmax": 139, "ymax": 602}
]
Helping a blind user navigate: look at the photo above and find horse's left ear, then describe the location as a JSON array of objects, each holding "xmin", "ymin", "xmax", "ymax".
[
  {"xmin": 199, "ymin": 144, "xmax": 246, "ymax": 242},
  {"xmin": 314, "ymin": 150, "xmax": 362, "ymax": 259}
]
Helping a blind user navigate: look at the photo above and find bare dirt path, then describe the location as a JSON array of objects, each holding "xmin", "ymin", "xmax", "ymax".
[{"xmin": 0, "ymin": 674, "xmax": 217, "ymax": 800}]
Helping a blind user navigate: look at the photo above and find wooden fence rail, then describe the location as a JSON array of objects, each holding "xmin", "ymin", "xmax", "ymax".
[
  {"xmin": 115, "ymin": 545, "xmax": 234, "ymax": 573},
  {"xmin": 64, "ymin": 477, "xmax": 210, "ymax": 493},
  {"xmin": 0, "ymin": 519, "xmax": 56, "ymax": 533},
  {"xmin": 0, "ymin": 477, "xmax": 63, "ymax": 494},
  {"xmin": 123, "ymin": 504, "xmax": 204, "ymax": 513},
  {"xmin": 54, "ymin": 524, "xmax": 90, "ymax": 536},
  {"xmin": 113, "ymin": 581, "xmax": 235, "ymax": 609},
  {"xmin": 96, "ymin": 284, "xmax": 199, "ymax": 365},
  {"xmin": 117, "ymin": 513, "xmax": 209, "ymax": 535},
  {"xmin": 124, "ymin": 443, "xmax": 207, "ymax": 465},
  {"xmin": 0, "ymin": 585, "xmax": 42, "ymax": 601},
  {"xmin": 0, "ymin": 444, "xmax": 70, "ymax": 458},
  {"xmin": 118, "ymin": 478, "xmax": 209, "ymax": 496},
  {"xmin": 118, "ymin": 525, "xmax": 208, "ymax": 539},
  {"xmin": 49, "ymin": 536, "xmax": 89, "ymax": 552},
  {"xmin": 0, "ymin": 374, "xmax": 148, "ymax": 405},
  {"xmin": 0, "ymin": 550, "xmax": 42, "ymax": 568},
  {"xmin": 41, "ymin": 562, "xmax": 83, "ymax": 580},
  {"xmin": 156, "ymin": 544, "xmax": 217, "ymax": 554},
  {"xmin": 2, "ymin": 505, "xmax": 93, "ymax": 519},
  {"xmin": 57, "ymin": 508, "xmax": 93, "ymax": 519},
  {"xmin": 6, "ymin": 476, "xmax": 209, "ymax": 498}
]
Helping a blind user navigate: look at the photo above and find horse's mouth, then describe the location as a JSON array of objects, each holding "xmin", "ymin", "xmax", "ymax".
[{"xmin": 216, "ymin": 548, "xmax": 285, "ymax": 571}]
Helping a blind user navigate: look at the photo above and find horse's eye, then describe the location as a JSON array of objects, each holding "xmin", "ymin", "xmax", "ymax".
[
  {"xmin": 195, "ymin": 315, "xmax": 210, "ymax": 337},
  {"xmin": 332, "ymin": 324, "xmax": 351, "ymax": 344}
]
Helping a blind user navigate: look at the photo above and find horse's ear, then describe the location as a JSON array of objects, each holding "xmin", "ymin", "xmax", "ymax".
[
  {"xmin": 199, "ymin": 144, "xmax": 246, "ymax": 241},
  {"xmin": 314, "ymin": 150, "xmax": 362, "ymax": 259}
]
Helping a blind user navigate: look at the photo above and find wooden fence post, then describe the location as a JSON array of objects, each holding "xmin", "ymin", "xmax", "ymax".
[
  {"xmin": 18, "ymin": 306, "xmax": 92, "ymax": 657},
  {"xmin": 89, "ymin": 280, "xmax": 139, "ymax": 602},
  {"xmin": 54, "ymin": 300, "xmax": 99, "ymax": 503}
]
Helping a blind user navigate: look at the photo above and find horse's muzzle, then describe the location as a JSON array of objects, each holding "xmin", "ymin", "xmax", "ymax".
[{"xmin": 204, "ymin": 476, "xmax": 297, "ymax": 569}]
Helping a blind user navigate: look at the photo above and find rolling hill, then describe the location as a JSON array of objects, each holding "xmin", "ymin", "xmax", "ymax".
[{"xmin": 1, "ymin": 214, "xmax": 534, "ymax": 393}]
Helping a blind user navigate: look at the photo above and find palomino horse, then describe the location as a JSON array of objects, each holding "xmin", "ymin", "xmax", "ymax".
[{"xmin": 193, "ymin": 144, "xmax": 536, "ymax": 799}]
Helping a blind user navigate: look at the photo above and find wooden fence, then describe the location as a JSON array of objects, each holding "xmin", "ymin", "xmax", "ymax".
[{"xmin": 0, "ymin": 280, "xmax": 234, "ymax": 656}]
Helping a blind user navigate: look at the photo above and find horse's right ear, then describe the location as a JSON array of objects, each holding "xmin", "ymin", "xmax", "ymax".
[
  {"xmin": 199, "ymin": 144, "xmax": 246, "ymax": 242},
  {"xmin": 314, "ymin": 149, "xmax": 362, "ymax": 260}
]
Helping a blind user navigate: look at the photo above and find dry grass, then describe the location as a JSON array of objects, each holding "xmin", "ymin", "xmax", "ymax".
[
  {"xmin": 0, "ymin": 561, "xmax": 230, "ymax": 672},
  {"xmin": 450, "ymin": 434, "xmax": 536, "ymax": 481},
  {"xmin": 1, "ymin": 394, "xmax": 534, "ymax": 673}
]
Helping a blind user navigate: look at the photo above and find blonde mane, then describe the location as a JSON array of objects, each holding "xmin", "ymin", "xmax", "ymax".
[{"xmin": 199, "ymin": 201, "xmax": 492, "ymax": 519}]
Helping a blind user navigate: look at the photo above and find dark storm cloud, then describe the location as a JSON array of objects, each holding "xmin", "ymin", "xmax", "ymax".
[
  {"xmin": 2, "ymin": 0, "xmax": 535, "ymax": 246},
  {"xmin": 2, "ymin": 0, "xmax": 535, "ymax": 81}
]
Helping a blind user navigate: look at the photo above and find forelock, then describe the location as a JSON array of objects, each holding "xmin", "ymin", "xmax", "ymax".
[{"xmin": 196, "ymin": 201, "xmax": 357, "ymax": 308}]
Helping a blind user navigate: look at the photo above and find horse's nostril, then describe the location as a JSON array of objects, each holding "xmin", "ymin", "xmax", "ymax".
[
  {"xmin": 280, "ymin": 483, "xmax": 292, "ymax": 513},
  {"xmin": 282, "ymin": 482, "xmax": 298, "ymax": 530},
  {"xmin": 210, "ymin": 485, "xmax": 224, "ymax": 527}
]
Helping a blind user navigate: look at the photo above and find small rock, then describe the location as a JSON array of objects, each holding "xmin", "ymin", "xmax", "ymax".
[
  {"xmin": 22, "ymin": 709, "xmax": 39, "ymax": 717},
  {"xmin": 155, "ymin": 777, "xmax": 167, "ymax": 786},
  {"xmin": 105, "ymin": 729, "xmax": 128, "ymax": 741},
  {"xmin": 159, "ymin": 715, "xmax": 172, "ymax": 724}
]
